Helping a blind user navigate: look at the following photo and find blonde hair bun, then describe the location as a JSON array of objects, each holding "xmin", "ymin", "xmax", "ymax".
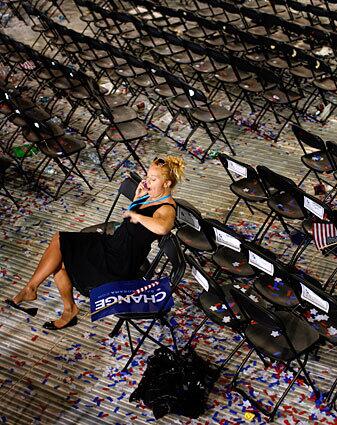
[
  {"xmin": 153, "ymin": 155, "xmax": 185, "ymax": 188},
  {"xmin": 165, "ymin": 156, "xmax": 185, "ymax": 186}
]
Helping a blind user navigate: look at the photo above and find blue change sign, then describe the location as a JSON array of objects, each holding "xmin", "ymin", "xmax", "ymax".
[{"xmin": 89, "ymin": 277, "xmax": 174, "ymax": 322}]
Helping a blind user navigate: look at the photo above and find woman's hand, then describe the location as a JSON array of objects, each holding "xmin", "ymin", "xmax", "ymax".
[
  {"xmin": 134, "ymin": 180, "xmax": 148, "ymax": 199},
  {"xmin": 122, "ymin": 210, "xmax": 140, "ymax": 224}
]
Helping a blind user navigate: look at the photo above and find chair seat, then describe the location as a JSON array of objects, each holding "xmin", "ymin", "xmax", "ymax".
[
  {"xmin": 239, "ymin": 78, "xmax": 265, "ymax": 92},
  {"xmin": 290, "ymin": 65, "xmax": 313, "ymax": 79},
  {"xmin": 264, "ymin": 88, "xmax": 301, "ymax": 104},
  {"xmin": 213, "ymin": 247, "xmax": 255, "ymax": 276},
  {"xmin": 225, "ymin": 41, "xmax": 245, "ymax": 52},
  {"xmin": 199, "ymin": 283, "xmax": 246, "ymax": 328},
  {"xmin": 115, "ymin": 64, "xmax": 146, "ymax": 78},
  {"xmin": 248, "ymin": 26, "xmax": 268, "ymax": 36},
  {"xmin": 245, "ymin": 52, "xmax": 266, "ymax": 62},
  {"xmin": 90, "ymin": 93, "xmax": 129, "ymax": 110},
  {"xmin": 101, "ymin": 106, "xmax": 137, "ymax": 124},
  {"xmin": 22, "ymin": 106, "xmax": 51, "ymax": 122},
  {"xmin": 95, "ymin": 56, "xmax": 123, "ymax": 69},
  {"xmin": 176, "ymin": 225, "xmax": 213, "ymax": 252},
  {"xmin": 254, "ymin": 273, "xmax": 299, "ymax": 308},
  {"xmin": 39, "ymin": 134, "xmax": 86, "ymax": 158},
  {"xmin": 171, "ymin": 51, "xmax": 205, "ymax": 65},
  {"xmin": 185, "ymin": 27, "xmax": 216, "ymax": 39},
  {"xmin": 80, "ymin": 49, "xmax": 108, "ymax": 62},
  {"xmin": 193, "ymin": 59, "xmax": 226, "ymax": 73},
  {"xmin": 121, "ymin": 30, "xmax": 140, "ymax": 40},
  {"xmin": 81, "ymin": 220, "xmax": 120, "ymax": 235},
  {"xmin": 291, "ymin": 39, "xmax": 311, "ymax": 51},
  {"xmin": 140, "ymin": 36, "xmax": 165, "ymax": 48},
  {"xmin": 171, "ymin": 94, "xmax": 206, "ymax": 109},
  {"xmin": 205, "ymin": 36, "xmax": 225, "ymax": 47},
  {"xmin": 71, "ymin": 85, "xmax": 91, "ymax": 100},
  {"xmin": 269, "ymin": 30, "xmax": 289, "ymax": 42},
  {"xmin": 36, "ymin": 68, "xmax": 64, "ymax": 81},
  {"xmin": 302, "ymin": 308, "xmax": 337, "ymax": 345},
  {"xmin": 154, "ymin": 83, "xmax": 184, "ymax": 98},
  {"xmin": 245, "ymin": 311, "xmax": 319, "ymax": 361},
  {"xmin": 302, "ymin": 151, "xmax": 335, "ymax": 172},
  {"xmin": 53, "ymin": 77, "xmax": 81, "ymax": 90},
  {"xmin": 230, "ymin": 178, "xmax": 267, "ymax": 202},
  {"xmin": 106, "ymin": 120, "xmax": 147, "ymax": 142},
  {"xmin": 313, "ymin": 78, "xmax": 337, "ymax": 92},
  {"xmin": 268, "ymin": 192, "xmax": 304, "ymax": 219},
  {"xmin": 153, "ymin": 45, "xmax": 185, "ymax": 56},
  {"xmin": 190, "ymin": 105, "xmax": 233, "ymax": 122},
  {"xmin": 22, "ymin": 123, "xmax": 64, "ymax": 143},
  {"xmin": 267, "ymin": 57, "xmax": 289, "ymax": 69},
  {"xmin": 215, "ymin": 67, "xmax": 249, "ymax": 84}
]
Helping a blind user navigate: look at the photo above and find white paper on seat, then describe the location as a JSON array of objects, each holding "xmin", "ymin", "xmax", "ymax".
[
  {"xmin": 192, "ymin": 267, "xmax": 209, "ymax": 291},
  {"xmin": 227, "ymin": 160, "xmax": 247, "ymax": 178},
  {"xmin": 304, "ymin": 196, "xmax": 324, "ymax": 220},
  {"xmin": 300, "ymin": 283, "xmax": 329, "ymax": 313},
  {"xmin": 214, "ymin": 228, "xmax": 241, "ymax": 252},
  {"xmin": 248, "ymin": 251, "xmax": 274, "ymax": 276},
  {"xmin": 177, "ymin": 207, "xmax": 201, "ymax": 231}
]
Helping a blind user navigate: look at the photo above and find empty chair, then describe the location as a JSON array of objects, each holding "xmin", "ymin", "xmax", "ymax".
[
  {"xmin": 292, "ymin": 124, "xmax": 337, "ymax": 188},
  {"xmin": 219, "ymin": 153, "xmax": 268, "ymax": 225},
  {"xmin": 230, "ymin": 286, "xmax": 320, "ymax": 421}
]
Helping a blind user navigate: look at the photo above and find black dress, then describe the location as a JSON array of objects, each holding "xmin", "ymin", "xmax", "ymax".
[{"xmin": 59, "ymin": 202, "xmax": 175, "ymax": 296}]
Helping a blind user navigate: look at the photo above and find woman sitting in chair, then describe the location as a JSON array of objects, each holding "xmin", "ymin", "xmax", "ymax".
[{"xmin": 7, "ymin": 156, "xmax": 185, "ymax": 330}]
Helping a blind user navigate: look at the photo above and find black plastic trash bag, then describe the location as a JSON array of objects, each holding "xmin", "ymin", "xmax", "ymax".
[{"xmin": 130, "ymin": 347, "xmax": 220, "ymax": 420}]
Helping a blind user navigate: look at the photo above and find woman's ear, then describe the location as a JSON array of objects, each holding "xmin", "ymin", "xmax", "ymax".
[{"xmin": 164, "ymin": 180, "xmax": 172, "ymax": 188}]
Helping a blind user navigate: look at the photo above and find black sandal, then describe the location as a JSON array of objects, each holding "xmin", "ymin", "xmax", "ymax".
[{"xmin": 5, "ymin": 299, "xmax": 38, "ymax": 317}]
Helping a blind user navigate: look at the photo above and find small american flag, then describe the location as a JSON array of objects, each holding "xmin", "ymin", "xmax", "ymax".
[
  {"xmin": 313, "ymin": 222, "xmax": 337, "ymax": 250},
  {"xmin": 20, "ymin": 61, "xmax": 36, "ymax": 70}
]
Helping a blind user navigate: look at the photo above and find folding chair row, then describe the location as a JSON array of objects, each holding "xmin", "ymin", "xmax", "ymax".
[
  {"xmin": 218, "ymin": 153, "xmax": 337, "ymax": 261},
  {"xmin": 184, "ymin": 240, "xmax": 326, "ymax": 421},
  {"xmin": 0, "ymin": 86, "xmax": 92, "ymax": 199}
]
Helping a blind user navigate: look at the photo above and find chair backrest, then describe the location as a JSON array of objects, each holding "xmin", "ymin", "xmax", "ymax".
[
  {"xmin": 256, "ymin": 165, "xmax": 296, "ymax": 195},
  {"xmin": 326, "ymin": 141, "xmax": 337, "ymax": 168},
  {"xmin": 243, "ymin": 240, "xmax": 279, "ymax": 277},
  {"xmin": 205, "ymin": 218, "xmax": 243, "ymax": 253},
  {"xmin": 145, "ymin": 233, "xmax": 186, "ymax": 287},
  {"xmin": 292, "ymin": 124, "xmax": 326, "ymax": 152},
  {"xmin": 290, "ymin": 272, "xmax": 337, "ymax": 323},
  {"xmin": 230, "ymin": 287, "xmax": 284, "ymax": 332},
  {"xmin": 218, "ymin": 152, "xmax": 259, "ymax": 182},
  {"xmin": 180, "ymin": 81, "xmax": 208, "ymax": 106}
]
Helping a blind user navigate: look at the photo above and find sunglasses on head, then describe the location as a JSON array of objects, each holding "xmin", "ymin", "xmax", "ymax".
[{"xmin": 154, "ymin": 157, "xmax": 166, "ymax": 166}]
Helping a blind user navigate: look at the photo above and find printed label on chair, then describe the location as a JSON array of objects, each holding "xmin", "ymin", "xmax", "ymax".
[
  {"xmin": 177, "ymin": 207, "xmax": 201, "ymax": 231},
  {"xmin": 227, "ymin": 160, "xmax": 247, "ymax": 178},
  {"xmin": 300, "ymin": 283, "xmax": 329, "ymax": 313},
  {"xmin": 248, "ymin": 251, "xmax": 274, "ymax": 276},
  {"xmin": 192, "ymin": 266, "xmax": 209, "ymax": 291},
  {"xmin": 214, "ymin": 228, "xmax": 241, "ymax": 252},
  {"xmin": 304, "ymin": 196, "xmax": 324, "ymax": 220}
]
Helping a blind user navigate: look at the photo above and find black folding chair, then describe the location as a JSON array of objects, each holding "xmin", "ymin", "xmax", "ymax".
[
  {"xmin": 0, "ymin": 156, "xmax": 18, "ymax": 207},
  {"xmin": 290, "ymin": 272, "xmax": 337, "ymax": 408},
  {"xmin": 247, "ymin": 243, "xmax": 299, "ymax": 309},
  {"xmin": 292, "ymin": 124, "xmax": 337, "ymax": 188},
  {"xmin": 255, "ymin": 165, "xmax": 305, "ymax": 243},
  {"xmin": 230, "ymin": 287, "xmax": 320, "ymax": 421},
  {"xmin": 109, "ymin": 233, "xmax": 186, "ymax": 371},
  {"xmin": 218, "ymin": 153, "xmax": 268, "ymax": 225},
  {"xmin": 182, "ymin": 254, "xmax": 252, "ymax": 368}
]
